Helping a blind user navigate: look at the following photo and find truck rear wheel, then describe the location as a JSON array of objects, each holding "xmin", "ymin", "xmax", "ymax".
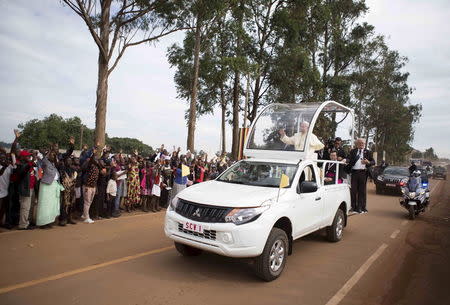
[
  {"xmin": 254, "ymin": 228, "xmax": 288, "ymax": 282},
  {"xmin": 174, "ymin": 242, "xmax": 203, "ymax": 256},
  {"xmin": 326, "ymin": 209, "xmax": 345, "ymax": 242}
]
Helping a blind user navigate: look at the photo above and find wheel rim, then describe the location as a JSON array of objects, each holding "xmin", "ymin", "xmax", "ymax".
[
  {"xmin": 269, "ymin": 239, "xmax": 285, "ymax": 273},
  {"xmin": 336, "ymin": 215, "xmax": 343, "ymax": 238}
]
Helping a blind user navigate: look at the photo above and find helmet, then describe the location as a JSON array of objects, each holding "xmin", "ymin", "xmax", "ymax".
[{"xmin": 412, "ymin": 170, "xmax": 421, "ymax": 177}]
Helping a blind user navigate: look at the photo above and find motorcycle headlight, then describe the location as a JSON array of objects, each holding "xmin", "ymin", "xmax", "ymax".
[
  {"xmin": 377, "ymin": 176, "xmax": 383, "ymax": 181},
  {"xmin": 169, "ymin": 198, "xmax": 179, "ymax": 211},
  {"xmin": 225, "ymin": 206, "xmax": 269, "ymax": 225},
  {"xmin": 409, "ymin": 192, "xmax": 416, "ymax": 198}
]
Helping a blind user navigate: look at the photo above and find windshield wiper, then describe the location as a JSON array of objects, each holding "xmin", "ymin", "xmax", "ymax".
[
  {"xmin": 218, "ymin": 180, "xmax": 245, "ymax": 185},
  {"xmin": 247, "ymin": 183, "xmax": 278, "ymax": 187}
]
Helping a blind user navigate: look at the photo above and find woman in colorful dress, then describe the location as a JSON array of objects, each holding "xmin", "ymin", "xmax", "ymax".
[
  {"xmin": 125, "ymin": 156, "xmax": 140, "ymax": 212},
  {"xmin": 139, "ymin": 161, "xmax": 153, "ymax": 212},
  {"xmin": 37, "ymin": 137, "xmax": 74, "ymax": 228}
]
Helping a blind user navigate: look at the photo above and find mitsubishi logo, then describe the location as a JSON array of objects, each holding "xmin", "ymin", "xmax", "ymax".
[{"xmin": 192, "ymin": 208, "xmax": 201, "ymax": 218}]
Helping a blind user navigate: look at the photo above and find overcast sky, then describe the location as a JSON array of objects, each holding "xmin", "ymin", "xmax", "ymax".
[{"xmin": 0, "ymin": 0, "xmax": 449, "ymax": 158}]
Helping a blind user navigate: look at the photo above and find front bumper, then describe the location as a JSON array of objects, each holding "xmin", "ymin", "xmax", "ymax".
[
  {"xmin": 377, "ymin": 182, "xmax": 402, "ymax": 193},
  {"xmin": 164, "ymin": 210, "xmax": 269, "ymax": 258}
]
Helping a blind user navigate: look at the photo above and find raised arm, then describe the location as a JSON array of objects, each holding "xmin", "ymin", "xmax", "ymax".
[
  {"xmin": 279, "ymin": 129, "xmax": 296, "ymax": 145},
  {"xmin": 61, "ymin": 137, "xmax": 75, "ymax": 161},
  {"xmin": 10, "ymin": 129, "xmax": 21, "ymax": 155}
]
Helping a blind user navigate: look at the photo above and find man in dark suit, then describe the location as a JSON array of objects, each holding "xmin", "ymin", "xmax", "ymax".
[{"xmin": 346, "ymin": 138, "xmax": 375, "ymax": 213}]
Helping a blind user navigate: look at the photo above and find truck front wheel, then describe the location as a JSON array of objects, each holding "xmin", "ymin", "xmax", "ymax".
[
  {"xmin": 174, "ymin": 242, "xmax": 203, "ymax": 256},
  {"xmin": 326, "ymin": 209, "xmax": 345, "ymax": 242},
  {"xmin": 254, "ymin": 228, "xmax": 288, "ymax": 282}
]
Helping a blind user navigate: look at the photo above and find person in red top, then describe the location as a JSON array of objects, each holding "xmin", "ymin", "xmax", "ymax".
[
  {"xmin": 17, "ymin": 150, "xmax": 37, "ymax": 230},
  {"xmin": 194, "ymin": 160, "xmax": 205, "ymax": 184}
]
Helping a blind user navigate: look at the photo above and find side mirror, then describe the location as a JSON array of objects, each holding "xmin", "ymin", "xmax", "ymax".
[{"xmin": 298, "ymin": 181, "xmax": 318, "ymax": 194}]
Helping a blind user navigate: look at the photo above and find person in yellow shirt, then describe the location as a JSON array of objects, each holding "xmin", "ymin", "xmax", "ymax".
[{"xmin": 278, "ymin": 121, "xmax": 324, "ymax": 152}]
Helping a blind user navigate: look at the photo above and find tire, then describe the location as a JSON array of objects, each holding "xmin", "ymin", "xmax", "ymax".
[
  {"xmin": 408, "ymin": 205, "xmax": 416, "ymax": 220},
  {"xmin": 326, "ymin": 209, "xmax": 345, "ymax": 242},
  {"xmin": 254, "ymin": 228, "xmax": 288, "ymax": 282},
  {"xmin": 174, "ymin": 242, "xmax": 203, "ymax": 256}
]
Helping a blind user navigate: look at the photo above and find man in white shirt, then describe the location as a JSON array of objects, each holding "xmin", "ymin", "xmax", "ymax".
[
  {"xmin": 278, "ymin": 121, "xmax": 324, "ymax": 152},
  {"xmin": 346, "ymin": 138, "xmax": 375, "ymax": 213},
  {"xmin": 106, "ymin": 172, "xmax": 118, "ymax": 218}
]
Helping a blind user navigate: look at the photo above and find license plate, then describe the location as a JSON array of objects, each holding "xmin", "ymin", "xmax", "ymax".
[
  {"xmin": 183, "ymin": 221, "xmax": 204, "ymax": 234},
  {"xmin": 386, "ymin": 183, "xmax": 396, "ymax": 187}
]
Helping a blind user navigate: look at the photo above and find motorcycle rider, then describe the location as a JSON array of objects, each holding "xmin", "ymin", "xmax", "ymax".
[
  {"xmin": 408, "ymin": 161, "xmax": 417, "ymax": 175},
  {"xmin": 406, "ymin": 170, "xmax": 422, "ymax": 193}
]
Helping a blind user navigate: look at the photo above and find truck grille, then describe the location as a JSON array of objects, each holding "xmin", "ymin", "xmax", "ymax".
[
  {"xmin": 175, "ymin": 199, "xmax": 232, "ymax": 223},
  {"xmin": 178, "ymin": 223, "xmax": 217, "ymax": 240}
]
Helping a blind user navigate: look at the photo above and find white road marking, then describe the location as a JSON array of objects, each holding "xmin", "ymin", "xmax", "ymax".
[
  {"xmin": 0, "ymin": 246, "xmax": 174, "ymax": 295},
  {"xmin": 401, "ymin": 220, "xmax": 408, "ymax": 226},
  {"xmin": 390, "ymin": 229, "xmax": 400, "ymax": 239},
  {"xmin": 325, "ymin": 243, "xmax": 389, "ymax": 305}
]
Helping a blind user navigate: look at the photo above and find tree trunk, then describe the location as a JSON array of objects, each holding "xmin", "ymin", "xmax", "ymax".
[
  {"xmin": 250, "ymin": 75, "xmax": 261, "ymax": 123},
  {"xmin": 94, "ymin": 1, "xmax": 111, "ymax": 149},
  {"xmin": 231, "ymin": 1, "xmax": 244, "ymax": 160},
  {"xmin": 231, "ymin": 70, "xmax": 240, "ymax": 160},
  {"xmin": 187, "ymin": 17, "xmax": 202, "ymax": 152},
  {"xmin": 220, "ymin": 85, "xmax": 226, "ymax": 153}
]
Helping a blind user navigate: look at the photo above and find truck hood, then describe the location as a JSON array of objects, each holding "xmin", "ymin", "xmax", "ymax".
[{"xmin": 177, "ymin": 180, "xmax": 283, "ymax": 208}]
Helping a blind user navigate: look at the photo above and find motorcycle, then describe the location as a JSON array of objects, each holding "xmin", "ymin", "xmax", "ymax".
[{"xmin": 399, "ymin": 177, "xmax": 430, "ymax": 220}]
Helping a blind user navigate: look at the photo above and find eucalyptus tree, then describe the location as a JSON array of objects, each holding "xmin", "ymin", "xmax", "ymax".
[
  {"xmin": 167, "ymin": 0, "xmax": 230, "ymax": 152},
  {"xmin": 61, "ymin": 0, "xmax": 187, "ymax": 148},
  {"xmin": 351, "ymin": 35, "xmax": 421, "ymax": 163},
  {"xmin": 245, "ymin": 0, "xmax": 285, "ymax": 122}
]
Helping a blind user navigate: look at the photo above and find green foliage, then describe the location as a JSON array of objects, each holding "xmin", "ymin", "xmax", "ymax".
[
  {"xmin": 17, "ymin": 114, "xmax": 153, "ymax": 155},
  {"xmin": 17, "ymin": 114, "xmax": 91, "ymax": 150},
  {"xmin": 107, "ymin": 137, "xmax": 154, "ymax": 156},
  {"xmin": 411, "ymin": 150, "xmax": 423, "ymax": 159},
  {"xmin": 423, "ymin": 147, "xmax": 438, "ymax": 160},
  {"xmin": 166, "ymin": 0, "xmax": 421, "ymax": 158}
]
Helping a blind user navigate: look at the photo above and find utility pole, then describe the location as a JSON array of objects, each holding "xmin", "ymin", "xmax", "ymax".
[{"xmin": 80, "ymin": 125, "xmax": 84, "ymax": 150}]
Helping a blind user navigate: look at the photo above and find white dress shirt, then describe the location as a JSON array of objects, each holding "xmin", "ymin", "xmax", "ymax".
[
  {"xmin": 107, "ymin": 179, "xmax": 117, "ymax": 196},
  {"xmin": 352, "ymin": 149, "xmax": 366, "ymax": 170}
]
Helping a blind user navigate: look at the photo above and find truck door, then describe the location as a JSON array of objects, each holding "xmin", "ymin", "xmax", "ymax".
[{"xmin": 293, "ymin": 164, "xmax": 324, "ymax": 238}]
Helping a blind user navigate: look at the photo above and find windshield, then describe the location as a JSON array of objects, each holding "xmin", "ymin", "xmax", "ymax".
[
  {"xmin": 217, "ymin": 161, "xmax": 298, "ymax": 188},
  {"xmin": 246, "ymin": 104, "xmax": 319, "ymax": 152},
  {"xmin": 383, "ymin": 167, "xmax": 409, "ymax": 176}
]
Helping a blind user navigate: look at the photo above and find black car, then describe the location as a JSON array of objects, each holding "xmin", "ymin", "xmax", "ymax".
[
  {"xmin": 432, "ymin": 167, "xmax": 447, "ymax": 180},
  {"xmin": 375, "ymin": 166, "xmax": 409, "ymax": 195}
]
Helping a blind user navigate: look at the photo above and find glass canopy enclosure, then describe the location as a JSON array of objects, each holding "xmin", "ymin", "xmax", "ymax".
[{"xmin": 244, "ymin": 101, "xmax": 354, "ymax": 160}]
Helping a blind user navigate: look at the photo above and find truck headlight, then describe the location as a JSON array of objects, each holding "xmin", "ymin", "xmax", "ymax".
[{"xmin": 225, "ymin": 206, "xmax": 269, "ymax": 225}]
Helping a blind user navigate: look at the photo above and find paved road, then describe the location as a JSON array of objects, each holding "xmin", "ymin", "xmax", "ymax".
[{"xmin": 0, "ymin": 180, "xmax": 448, "ymax": 305}]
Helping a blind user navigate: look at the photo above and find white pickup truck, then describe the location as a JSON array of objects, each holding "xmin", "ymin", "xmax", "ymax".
[{"xmin": 165, "ymin": 102, "xmax": 353, "ymax": 281}]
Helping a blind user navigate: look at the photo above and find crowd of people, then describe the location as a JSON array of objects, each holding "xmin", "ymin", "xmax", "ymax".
[
  {"xmin": 0, "ymin": 130, "xmax": 232, "ymax": 230},
  {"xmin": 0, "ymin": 125, "xmax": 383, "ymax": 231}
]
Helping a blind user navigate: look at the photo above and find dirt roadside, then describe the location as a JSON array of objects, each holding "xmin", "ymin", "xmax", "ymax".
[
  {"xmin": 381, "ymin": 177, "xmax": 450, "ymax": 305},
  {"xmin": 341, "ymin": 177, "xmax": 450, "ymax": 305}
]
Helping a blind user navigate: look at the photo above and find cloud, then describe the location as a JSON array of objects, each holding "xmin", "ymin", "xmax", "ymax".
[{"xmin": 365, "ymin": 0, "xmax": 450, "ymax": 158}]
